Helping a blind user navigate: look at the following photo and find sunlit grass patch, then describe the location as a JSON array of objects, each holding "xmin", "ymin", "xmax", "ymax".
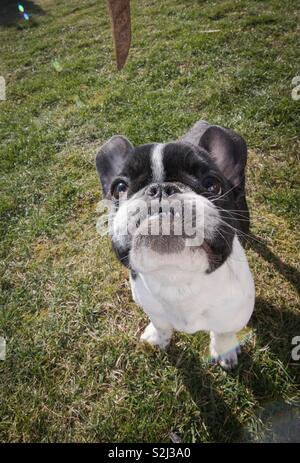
[{"xmin": 0, "ymin": 0, "xmax": 299, "ymax": 443}]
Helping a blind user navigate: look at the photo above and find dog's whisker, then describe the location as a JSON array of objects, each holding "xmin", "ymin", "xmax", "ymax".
[
  {"xmin": 214, "ymin": 228, "xmax": 232, "ymax": 252},
  {"xmin": 217, "ymin": 218, "xmax": 263, "ymax": 245}
]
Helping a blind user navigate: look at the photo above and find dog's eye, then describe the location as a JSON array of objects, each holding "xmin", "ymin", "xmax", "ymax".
[
  {"xmin": 112, "ymin": 181, "xmax": 128, "ymax": 199},
  {"xmin": 202, "ymin": 176, "xmax": 222, "ymax": 195}
]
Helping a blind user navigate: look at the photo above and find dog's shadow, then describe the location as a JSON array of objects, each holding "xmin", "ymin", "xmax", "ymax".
[
  {"xmin": 249, "ymin": 235, "xmax": 299, "ymax": 295},
  {"xmin": 166, "ymin": 236, "xmax": 300, "ymax": 442},
  {"xmin": 167, "ymin": 299, "xmax": 300, "ymax": 442},
  {"xmin": 167, "ymin": 343, "xmax": 243, "ymax": 442}
]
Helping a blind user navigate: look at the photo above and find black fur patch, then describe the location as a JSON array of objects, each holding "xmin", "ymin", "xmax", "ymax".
[{"xmin": 97, "ymin": 135, "xmax": 249, "ymax": 272}]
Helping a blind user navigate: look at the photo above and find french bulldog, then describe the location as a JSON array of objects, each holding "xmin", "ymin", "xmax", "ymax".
[{"xmin": 95, "ymin": 120, "xmax": 255, "ymax": 370}]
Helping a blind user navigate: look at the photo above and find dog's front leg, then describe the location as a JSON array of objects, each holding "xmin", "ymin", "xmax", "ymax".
[
  {"xmin": 140, "ymin": 317, "xmax": 173, "ymax": 349},
  {"xmin": 210, "ymin": 331, "xmax": 241, "ymax": 370}
]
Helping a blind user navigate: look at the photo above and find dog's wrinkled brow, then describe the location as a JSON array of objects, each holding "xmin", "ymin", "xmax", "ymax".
[{"xmin": 121, "ymin": 143, "xmax": 213, "ymax": 194}]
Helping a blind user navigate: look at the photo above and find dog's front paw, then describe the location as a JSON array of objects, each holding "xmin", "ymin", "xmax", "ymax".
[
  {"xmin": 212, "ymin": 346, "xmax": 241, "ymax": 371},
  {"xmin": 210, "ymin": 332, "xmax": 240, "ymax": 371},
  {"xmin": 140, "ymin": 322, "xmax": 172, "ymax": 349}
]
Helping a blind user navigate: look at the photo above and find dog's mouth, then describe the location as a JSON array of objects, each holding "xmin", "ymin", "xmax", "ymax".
[
  {"xmin": 113, "ymin": 192, "xmax": 222, "ymax": 270},
  {"xmin": 131, "ymin": 208, "xmax": 211, "ymax": 256},
  {"xmin": 135, "ymin": 209, "xmax": 186, "ymax": 236}
]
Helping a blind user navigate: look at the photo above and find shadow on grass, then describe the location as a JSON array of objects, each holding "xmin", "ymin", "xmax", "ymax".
[
  {"xmin": 0, "ymin": 0, "xmax": 45, "ymax": 27},
  {"xmin": 249, "ymin": 235, "xmax": 300, "ymax": 295},
  {"xmin": 167, "ymin": 343, "xmax": 242, "ymax": 442},
  {"xmin": 249, "ymin": 297, "xmax": 300, "ymax": 364},
  {"xmin": 238, "ymin": 296, "xmax": 300, "ymax": 442},
  {"xmin": 167, "ymin": 294, "xmax": 300, "ymax": 442}
]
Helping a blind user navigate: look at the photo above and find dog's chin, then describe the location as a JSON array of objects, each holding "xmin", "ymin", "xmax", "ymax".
[
  {"xmin": 133, "ymin": 215, "xmax": 186, "ymax": 254},
  {"xmin": 133, "ymin": 233, "xmax": 186, "ymax": 255},
  {"xmin": 129, "ymin": 214, "xmax": 208, "ymax": 273}
]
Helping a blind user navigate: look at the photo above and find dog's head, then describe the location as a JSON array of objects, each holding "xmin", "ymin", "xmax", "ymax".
[{"xmin": 96, "ymin": 122, "xmax": 249, "ymax": 274}]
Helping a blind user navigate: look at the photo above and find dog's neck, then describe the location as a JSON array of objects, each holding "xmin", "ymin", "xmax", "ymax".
[
  {"xmin": 130, "ymin": 236, "xmax": 253, "ymax": 324},
  {"xmin": 133, "ymin": 235, "xmax": 247, "ymax": 290}
]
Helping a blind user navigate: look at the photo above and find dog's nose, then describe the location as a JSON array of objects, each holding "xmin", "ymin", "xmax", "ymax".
[{"xmin": 145, "ymin": 183, "xmax": 181, "ymax": 200}]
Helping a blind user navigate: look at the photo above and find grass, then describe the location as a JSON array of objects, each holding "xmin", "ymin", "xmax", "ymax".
[{"xmin": 0, "ymin": 0, "xmax": 299, "ymax": 443}]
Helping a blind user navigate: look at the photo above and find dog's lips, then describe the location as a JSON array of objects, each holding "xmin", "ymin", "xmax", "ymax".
[
  {"xmin": 129, "ymin": 203, "xmax": 215, "ymax": 256},
  {"xmin": 131, "ymin": 211, "xmax": 216, "ymax": 258},
  {"xmin": 134, "ymin": 210, "xmax": 182, "ymax": 235}
]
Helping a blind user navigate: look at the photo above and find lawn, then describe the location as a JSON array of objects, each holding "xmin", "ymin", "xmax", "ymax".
[{"xmin": 0, "ymin": 0, "xmax": 299, "ymax": 443}]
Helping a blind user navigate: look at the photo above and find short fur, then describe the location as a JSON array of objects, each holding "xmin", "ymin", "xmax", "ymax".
[{"xmin": 96, "ymin": 120, "xmax": 255, "ymax": 370}]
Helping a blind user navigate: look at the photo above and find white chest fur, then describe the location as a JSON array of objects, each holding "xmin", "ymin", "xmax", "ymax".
[{"xmin": 130, "ymin": 236, "xmax": 255, "ymax": 335}]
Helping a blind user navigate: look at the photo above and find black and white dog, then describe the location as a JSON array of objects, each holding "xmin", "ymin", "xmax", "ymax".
[{"xmin": 96, "ymin": 121, "xmax": 255, "ymax": 370}]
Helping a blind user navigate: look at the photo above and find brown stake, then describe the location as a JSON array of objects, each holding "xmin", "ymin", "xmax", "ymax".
[{"xmin": 106, "ymin": 0, "xmax": 131, "ymax": 70}]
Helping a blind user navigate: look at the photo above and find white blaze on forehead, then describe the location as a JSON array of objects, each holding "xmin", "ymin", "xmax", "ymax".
[{"xmin": 151, "ymin": 143, "xmax": 165, "ymax": 183}]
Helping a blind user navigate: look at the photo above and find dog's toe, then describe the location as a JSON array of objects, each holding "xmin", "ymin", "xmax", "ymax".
[{"xmin": 218, "ymin": 347, "xmax": 240, "ymax": 371}]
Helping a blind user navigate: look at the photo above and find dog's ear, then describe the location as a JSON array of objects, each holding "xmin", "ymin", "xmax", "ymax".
[
  {"xmin": 199, "ymin": 125, "xmax": 247, "ymax": 190},
  {"xmin": 96, "ymin": 135, "xmax": 133, "ymax": 196}
]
